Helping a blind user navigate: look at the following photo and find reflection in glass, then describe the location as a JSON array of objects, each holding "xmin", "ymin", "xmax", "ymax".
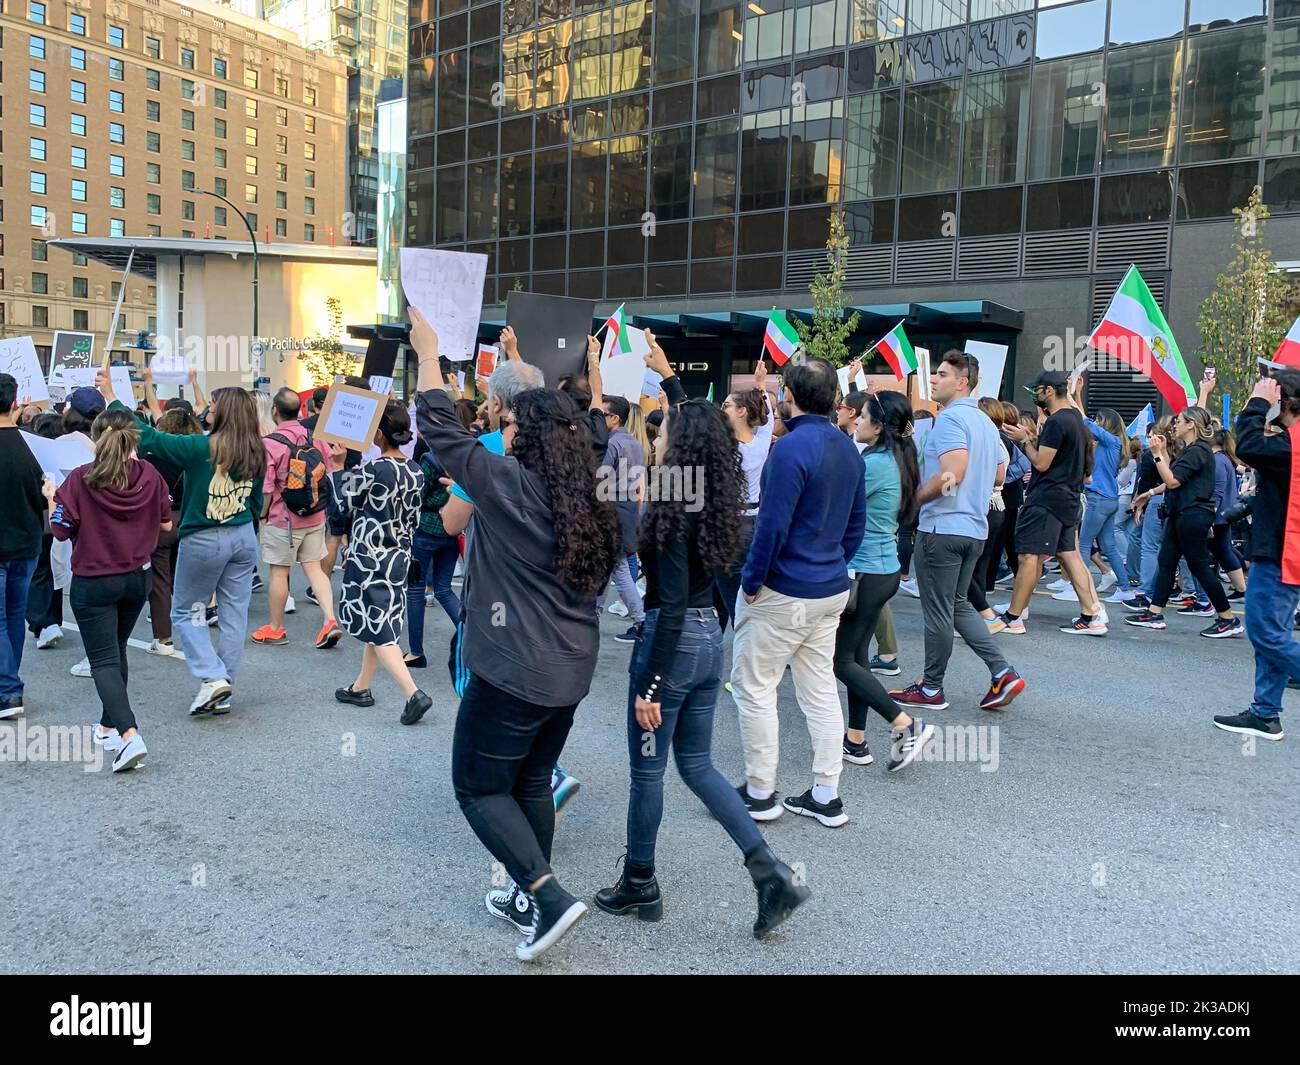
[
  {"xmin": 1188, "ymin": 0, "xmax": 1265, "ymax": 34},
  {"xmin": 1180, "ymin": 27, "xmax": 1265, "ymax": 163},
  {"xmin": 740, "ymin": 108, "xmax": 790, "ymax": 212},
  {"xmin": 844, "ymin": 198, "xmax": 895, "ymax": 243},
  {"xmin": 1176, "ymin": 161, "xmax": 1260, "ymax": 220},
  {"xmin": 698, "ymin": 75, "xmax": 741, "ymax": 118},
  {"xmin": 1033, "ymin": 0, "xmax": 1104, "ymax": 61},
  {"xmin": 1264, "ymin": 156, "xmax": 1300, "ymax": 214},
  {"xmin": 963, "ymin": 68, "xmax": 1029, "ymax": 187},
  {"xmin": 694, "ymin": 118, "xmax": 741, "ymax": 215},
  {"xmin": 795, "ymin": 0, "xmax": 849, "ymax": 55},
  {"xmin": 570, "ymin": 229, "xmax": 605, "ymax": 267},
  {"xmin": 1103, "ymin": 42, "xmax": 1180, "ymax": 173},
  {"xmin": 901, "ymin": 79, "xmax": 962, "ymax": 193},
  {"xmin": 466, "ymin": 158, "xmax": 498, "ymax": 240},
  {"xmin": 655, "ymin": 0, "xmax": 699, "ymax": 85},
  {"xmin": 795, "ymin": 51, "xmax": 845, "ymax": 102},
  {"xmin": 845, "ymin": 89, "xmax": 900, "ymax": 198},
  {"xmin": 847, "ymin": 40, "xmax": 903, "ymax": 90},
  {"xmin": 570, "ymin": 139, "xmax": 607, "ymax": 228},
  {"xmin": 438, "ymin": 50, "xmax": 468, "ymax": 128},
  {"xmin": 736, "ymin": 256, "xmax": 783, "ymax": 292},
  {"xmin": 898, "ymin": 192, "xmax": 956, "ymax": 240},
  {"xmin": 692, "ymin": 259, "xmax": 734, "ymax": 293},
  {"xmin": 654, "ymin": 83, "xmax": 694, "ymax": 126},
  {"xmin": 1108, "ymin": 0, "xmax": 1185, "ymax": 48},
  {"xmin": 503, "ymin": 31, "xmax": 536, "ymax": 112},
  {"xmin": 960, "ymin": 185, "xmax": 1023, "ymax": 235},
  {"xmin": 788, "ymin": 205, "xmax": 834, "ymax": 249},
  {"xmin": 1028, "ymin": 54, "xmax": 1102, "ymax": 180},
  {"xmin": 1268, "ymin": 26, "xmax": 1300, "ymax": 157},
  {"xmin": 692, "ymin": 215, "xmax": 736, "ymax": 257},
  {"xmin": 609, "ymin": 134, "xmax": 649, "ymax": 225},
  {"xmin": 743, "ymin": 0, "xmax": 795, "ymax": 64},
  {"xmin": 612, "ymin": 93, "xmax": 650, "ymax": 134},
  {"xmin": 966, "ymin": 14, "xmax": 1032, "ymax": 72},
  {"xmin": 468, "ymin": 41, "xmax": 500, "ymax": 125},
  {"xmin": 648, "ymin": 264, "xmax": 689, "ymax": 296},
  {"xmin": 648, "ymin": 222, "xmax": 689, "ymax": 261},
  {"xmin": 406, "ymin": 171, "xmax": 434, "ymax": 245},
  {"xmin": 609, "ymin": 226, "xmax": 646, "ymax": 266},
  {"xmin": 1098, "ymin": 169, "xmax": 1174, "ymax": 225},
  {"xmin": 651, "ymin": 126, "xmax": 693, "ymax": 220},
  {"xmin": 743, "ymin": 64, "xmax": 791, "ymax": 112},
  {"xmin": 500, "ymin": 152, "xmax": 532, "ymax": 235},
  {"xmin": 910, "ymin": 0, "xmax": 966, "ymax": 34},
  {"xmin": 611, "ymin": 0, "xmax": 652, "ymax": 94},
  {"xmin": 700, "ymin": 1, "xmax": 745, "ymax": 75},
  {"xmin": 739, "ymin": 211, "xmax": 784, "ymax": 255},
  {"xmin": 969, "ymin": 0, "xmax": 1030, "ymax": 18},
  {"xmin": 572, "ymin": 10, "xmax": 612, "ymax": 100},
  {"xmin": 1025, "ymin": 177, "xmax": 1095, "ymax": 230},
  {"xmin": 533, "ymin": 147, "xmax": 568, "ymax": 232},
  {"xmin": 790, "ymin": 100, "xmax": 845, "ymax": 206},
  {"xmin": 906, "ymin": 28, "xmax": 965, "ymax": 82},
  {"xmin": 851, "ymin": 0, "xmax": 905, "ymax": 43}
]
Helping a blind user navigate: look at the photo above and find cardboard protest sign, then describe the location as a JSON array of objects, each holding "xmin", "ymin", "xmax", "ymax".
[
  {"xmin": 0, "ymin": 336, "xmax": 52, "ymax": 407},
  {"xmin": 506, "ymin": 292, "xmax": 596, "ymax": 387},
  {"xmin": 400, "ymin": 249, "xmax": 488, "ymax": 361},
  {"xmin": 312, "ymin": 385, "xmax": 388, "ymax": 452}
]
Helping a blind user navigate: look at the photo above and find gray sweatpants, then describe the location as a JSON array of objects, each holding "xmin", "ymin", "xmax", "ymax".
[
  {"xmin": 915, "ymin": 530, "xmax": 1010, "ymax": 690},
  {"xmin": 171, "ymin": 523, "xmax": 257, "ymax": 683}
]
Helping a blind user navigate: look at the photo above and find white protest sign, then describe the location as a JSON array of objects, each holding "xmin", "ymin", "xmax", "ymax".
[
  {"xmin": 399, "ymin": 248, "xmax": 488, "ymax": 361},
  {"xmin": 19, "ymin": 429, "xmax": 93, "ymax": 486},
  {"xmin": 456, "ymin": 370, "xmax": 467, "ymax": 393},
  {"xmin": 110, "ymin": 366, "xmax": 135, "ymax": 402},
  {"xmin": 313, "ymin": 384, "xmax": 387, "ymax": 452},
  {"xmin": 149, "ymin": 351, "xmax": 190, "ymax": 385},
  {"xmin": 0, "ymin": 336, "xmax": 51, "ymax": 406},
  {"xmin": 368, "ymin": 375, "xmax": 394, "ymax": 395},
  {"xmin": 600, "ymin": 327, "xmax": 654, "ymax": 404},
  {"xmin": 641, "ymin": 368, "xmax": 663, "ymax": 398},
  {"xmin": 836, "ymin": 365, "xmax": 853, "ymax": 398},
  {"xmin": 1069, "ymin": 354, "xmax": 1091, "ymax": 393},
  {"xmin": 966, "ymin": 340, "xmax": 1009, "ymax": 400},
  {"xmin": 916, "ymin": 347, "xmax": 932, "ymax": 402}
]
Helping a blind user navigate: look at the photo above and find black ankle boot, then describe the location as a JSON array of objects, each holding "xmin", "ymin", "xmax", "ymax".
[
  {"xmin": 744, "ymin": 844, "xmax": 811, "ymax": 939},
  {"xmin": 594, "ymin": 857, "xmax": 662, "ymax": 921}
]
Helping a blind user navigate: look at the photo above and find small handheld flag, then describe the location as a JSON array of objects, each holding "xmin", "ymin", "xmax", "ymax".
[
  {"xmin": 601, "ymin": 303, "xmax": 632, "ymax": 355},
  {"xmin": 1127, "ymin": 402, "xmax": 1153, "ymax": 442},
  {"xmin": 873, "ymin": 321, "xmax": 917, "ymax": 381},
  {"xmin": 763, "ymin": 309, "xmax": 799, "ymax": 367},
  {"xmin": 1270, "ymin": 316, "xmax": 1300, "ymax": 368}
]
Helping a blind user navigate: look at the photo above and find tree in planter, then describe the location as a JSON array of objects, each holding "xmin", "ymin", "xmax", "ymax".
[
  {"xmin": 1197, "ymin": 186, "xmax": 1297, "ymax": 402},
  {"xmin": 298, "ymin": 297, "xmax": 359, "ymax": 386},
  {"xmin": 792, "ymin": 208, "xmax": 861, "ymax": 366}
]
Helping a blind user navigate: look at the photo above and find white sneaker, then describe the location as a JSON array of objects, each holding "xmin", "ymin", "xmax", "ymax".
[
  {"xmin": 1095, "ymin": 606, "xmax": 1110, "ymax": 626},
  {"xmin": 1051, "ymin": 586, "xmax": 1079, "ymax": 602},
  {"xmin": 189, "ymin": 679, "xmax": 233, "ymax": 716},
  {"xmin": 70, "ymin": 658, "xmax": 92, "ymax": 678},
  {"xmin": 94, "ymin": 725, "xmax": 125, "ymax": 753},
  {"xmin": 36, "ymin": 625, "xmax": 63, "ymax": 649},
  {"xmin": 1045, "ymin": 578, "xmax": 1069, "ymax": 593},
  {"xmin": 1096, "ymin": 571, "xmax": 1117, "ymax": 592},
  {"xmin": 898, "ymin": 578, "xmax": 920, "ymax": 598},
  {"xmin": 284, "ymin": 595, "xmax": 297, "ymax": 615},
  {"xmin": 0, "ymin": 700, "xmax": 22, "ymax": 721},
  {"xmin": 1105, "ymin": 588, "xmax": 1135, "ymax": 604},
  {"xmin": 112, "ymin": 733, "xmax": 148, "ymax": 773},
  {"xmin": 146, "ymin": 639, "xmax": 177, "ymax": 657},
  {"xmin": 992, "ymin": 602, "xmax": 1028, "ymax": 619},
  {"xmin": 608, "ymin": 600, "xmax": 630, "ymax": 617}
]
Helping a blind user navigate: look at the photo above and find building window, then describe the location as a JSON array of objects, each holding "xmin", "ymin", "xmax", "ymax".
[
  {"xmin": 276, "ymin": 162, "xmax": 288, "ymax": 181},
  {"xmin": 246, "ymin": 212, "xmax": 258, "ymax": 230},
  {"xmin": 182, "ymin": 170, "xmax": 196, "ymax": 190},
  {"xmin": 29, "ymin": 69, "xmax": 46, "ymax": 93},
  {"xmin": 276, "ymin": 76, "xmax": 289, "ymax": 97},
  {"xmin": 110, "ymin": 58, "xmax": 124, "ymax": 81},
  {"xmin": 71, "ymin": 81, "xmax": 86, "ymax": 103},
  {"xmin": 71, "ymin": 114, "xmax": 87, "ymax": 136},
  {"xmin": 902, "ymin": 79, "xmax": 963, "ymax": 193},
  {"xmin": 215, "ymin": 118, "xmax": 227, "ymax": 138},
  {"xmin": 245, "ymin": 127, "xmax": 258, "ymax": 147},
  {"xmin": 71, "ymin": 47, "xmax": 85, "ymax": 70},
  {"xmin": 244, "ymin": 68, "xmax": 259, "ymax": 90},
  {"xmin": 215, "ymin": 177, "xmax": 228, "ymax": 197},
  {"xmin": 29, "ymin": 35, "xmax": 45, "ymax": 59},
  {"xmin": 73, "ymin": 277, "xmax": 88, "ymax": 298},
  {"xmin": 71, "ymin": 212, "xmax": 87, "ymax": 234},
  {"xmin": 147, "ymin": 225, "xmax": 161, "ymax": 237},
  {"xmin": 215, "ymin": 88, "xmax": 227, "ymax": 109},
  {"xmin": 182, "ymin": 140, "xmax": 195, "ymax": 160},
  {"xmin": 71, "ymin": 179, "xmax": 86, "ymax": 201},
  {"xmin": 32, "ymin": 273, "xmax": 49, "ymax": 295},
  {"xmin": 147, "ymin": 194, "xmax": 161, "ymax": 214},
  {"xmin": 304, "ymin": 196, "xmax": 316, "ymax": 216},
  {"xmin": 277, "ymin": 135, "xmax": 288, "ymax": 154},
  {"xmin": 276, "ymin": 106, "xmax": 288, "ymax": 126},
  {"xmin": 69, "ymin": 12, "xmax": 86, "ymax": 35},
  {"xmin": 110, "ymin": 123, "xmax": 125, "ymax": 144},
  {"xmin": 1103, "ymin": 41, "xmax": 1179, "ymax": 172},
  {"xmin": 147, "ymin": 100, "xmax": 161, "ymax": 121},
  {"xmin": 32, "ymin": 239, "xmax": 48, "ymax": 261},
  {"xmin": 73, "ymin": 310, "xmax": 89, "ymax": 330},
  {"xmin": 214, "ymin": 58, "xmax": 228, "ymax": 79},
  {"xmin": 110, "ymin": 91, "xmax": 125, "ymax": 113},
  {"xmin": 181, "ymin": 48, "xmax": 195, "ymax": 70},
  {"xmin": 246, "ymin": 156, "xmax": 258, "ymax": 175},
  {"xmin": 147, "ymin": 69, "xmax": 161, "ymax": 91},
  {"xmin": 182, "ymin": 79, "xmax": 195, "ymax": 101},
  {"xmin": 110, "ymin": 154, "xmax": 124, "ymax": 176},
  {"xmin": 147, "ymin": 162, "xmax": 161, "ymax": 183},
  {"xmin": 110, "ymin": 218, "xmax": 125, "ymax": 237},
  {"xmin": 245, "ymin": 184, "xmax": 258, "ymax": 203},
  {"xmin": 30, "ymin": 205, "xmax": 48, "ymax": 228},
  {"xmin": 29, "ymin": 2, "xmax": 46, "ymax": 25},
  {"xmin": 1028, "ymin": 55, "xmax": 1102, "ymax": 181},
  {"xmin": 29, "ymin": 137, "xmax": 46, "ymax": 161},
  {"xmin": 29, "ymin": 104, "xmax": 46, "ymax": 127},
  {"xmin": 245, "ymin": 98, "xmax": 258, "ymax": 118},
  {"xmin": 30, "ymin": 172, "xmax": 47, "ymax": 195},
  {"xmin": 304, "ymin": 143, "xmax": 316, "ymax": 160},
  {"xmin": 33, "ymin": 307, "xmax": 50, "ymax": 328},
  {"xmin": 304, "ymin": 223, "xmax": 315, "ymax": 241},
  {"xmin": 73, "ymin": 253, "xmax": 88, "ymax": 266},
  {"xmin": 215, "ymin": 147, "xmax": 228, "ymax": 167},
  {"xmin": 275, "ymin": 218, "xmax": 287, "ymax": 237},
  {"xmin": 962, "ymin": 68, "xmax": 1031, "ymax": 188},
  {"xmin": 304, "ymin": 86, "xmax": 317, "ymax": 107},
  {"xmin": 110, "ymin": 187, "xmax": 125, "ymax": 208},
  {"xmin": 182, "ymin": 200, "xmax": 195, "ymax": 221},
  {"xmin": 148, "ymin": 131, "xmax": 161, "ymax": 152},
  {"xmin": 304, "ymin": 170, "xmax": 315, "ymax": 188},
  {"xmin": 305, "ymin": 115, "xmax": 316, "ymax": 134},
  {"xmin": 215, "ymin": 206, "xmax": 228, "ymax": 226},
  {"xmin": 146, "ymin": 36, "xmax": 161, "ymax": 59},
  {"xmin": 108, "ymin": 24, "xmax": 125, "ymax": 48},
  {"xmin": 276, "ymin": 190, "xmax": 287, "ymax": 209},
  {"xmin": 182, "ymin": 110, "xmax": 195, "ymax": 130}
]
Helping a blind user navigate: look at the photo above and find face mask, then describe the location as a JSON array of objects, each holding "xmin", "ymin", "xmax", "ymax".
[{"xmin": 1032, "ymin": 394, "xmax": 1048, "ymax": 410}]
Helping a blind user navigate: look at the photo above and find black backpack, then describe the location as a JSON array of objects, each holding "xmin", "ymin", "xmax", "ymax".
[{"xmin": 267, "ymin": 432, "xmax": 328, "ymax": 517}]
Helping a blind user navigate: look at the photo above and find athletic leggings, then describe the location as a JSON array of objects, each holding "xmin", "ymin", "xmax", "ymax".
[
  {"xmin": 1151, "ymin": 507, "xmax": 1230, "ymax": 614},
  {"xmin": 967, "ymin": 506, "xmax": 1006, "ymax": 614},
  {"xmin": 833, "ymin": 571, "xmax": 903, "ymax": 732},
  {"xmin": 897, "ymin": 523, "xmax": 917, "ymax": 578},
  {"xmin": 1210, "ymin": 523, "xmax": 1243, "ymax": 575}
]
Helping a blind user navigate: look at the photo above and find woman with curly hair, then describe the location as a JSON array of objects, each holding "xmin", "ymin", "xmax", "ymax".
[
  {"xmin": 410, "ymin": 308, "xmax": 620, "ymax": 963},
  {"xmin": 594, "ymin": 398, "xmax": 810, "ymax": 941}
]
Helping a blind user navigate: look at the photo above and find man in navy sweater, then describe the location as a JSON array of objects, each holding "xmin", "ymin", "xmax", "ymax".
[{"xmin": 731, "ymin": 357, "xmax": 866, "ymax": 828}]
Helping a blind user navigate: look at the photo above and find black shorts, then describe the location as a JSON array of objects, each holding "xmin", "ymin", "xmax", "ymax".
[{"xmin": 1015, "ymin": 504, "xmax": 1078, "ymax": 557}]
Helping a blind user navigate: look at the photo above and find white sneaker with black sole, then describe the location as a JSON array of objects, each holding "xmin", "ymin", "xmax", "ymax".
[
  {"xmin": 189, "ymin": 679, "xmax": 233, "ymax": 716},
  {"xmin": 93, "ymin": 725, "xmax": 125, "ymax": 753},
  {"xmin": 735, "ymin": 783, "xmax": 784, "ymax": 821},
  {"xmin": 888, "ymin": 719, "xmax": 936, "ymax": 772},
  {"xmin": 781, "ymin": 789, "xmax": 849, "ymax": 827},
  {"xmin": 486, "ymin": 881, "xmax": 537, "ymax": 933},
  {"xmin": 842, "ymin": 734, "xmax": 874, "ymax": 766},
  {"xmin": 112, "ymin": 734, "xmax": 148, "ymax": 773}
]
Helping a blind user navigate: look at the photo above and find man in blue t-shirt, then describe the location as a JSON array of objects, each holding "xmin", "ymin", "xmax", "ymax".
[{"xmin": 891, "ymin": 351, "xmax": 1025, "ymax": 714}]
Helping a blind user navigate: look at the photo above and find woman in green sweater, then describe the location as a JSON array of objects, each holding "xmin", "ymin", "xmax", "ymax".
[{"xmin": 99, "ymin": 370, "xmax": 264, "ymax": 716}]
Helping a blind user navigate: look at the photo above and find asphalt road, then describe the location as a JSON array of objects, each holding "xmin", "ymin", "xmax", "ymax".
[{"xmin": 3, "ymin": 573, "xmax": 1296, "ymax": 974}]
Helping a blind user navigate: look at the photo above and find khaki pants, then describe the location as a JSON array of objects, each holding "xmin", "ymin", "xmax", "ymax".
[{"xmin": 730, "ymin": 586, "xmax": 849, "ymax": 792}]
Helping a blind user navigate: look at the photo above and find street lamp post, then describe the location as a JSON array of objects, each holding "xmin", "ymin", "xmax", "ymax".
[{"xmin": 199, "ymin": 189, "xmax": 260, "ymax": 389}]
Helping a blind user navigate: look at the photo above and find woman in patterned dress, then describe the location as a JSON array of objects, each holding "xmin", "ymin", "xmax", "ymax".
[{"xmin": 329, "ymin": 399, "xmax": 433, "ymax": 726}]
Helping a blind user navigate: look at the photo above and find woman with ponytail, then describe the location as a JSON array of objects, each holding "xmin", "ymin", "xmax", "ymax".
[
  {"xmin": 47, "ymin": 408, "xmax": 172, "ymax": 773},
  {"xmin": 833, "ymin": 390, "xmax": 936, "ymax": 772},
  {"xmin": 330, "ymin": 399, "xmax": 431, "ymax": 726},
  {"xmin": 410, "ymin": 308, "xmax": 620, "ymax": 963}
]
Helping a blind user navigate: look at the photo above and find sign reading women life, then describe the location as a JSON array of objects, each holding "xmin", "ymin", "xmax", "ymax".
[
  {"xmin": 313, "ymin": 384, "xmax": 388, "ymax": 452},
  {"xmin": 399, "ymin": 248, "xmax": 488, "ymax": 362}
]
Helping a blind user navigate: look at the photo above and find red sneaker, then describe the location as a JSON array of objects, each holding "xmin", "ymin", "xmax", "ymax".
[
  {"xmin": 889, "ymin": 683, "xmax": 949, "ymax": 711},
  {"xmin": 251, "ymin": 624, "xmax": 288, "ymax": 645},
  {"xmin": 980, "ymin": 669, "xmax": 1025, "ymax": 710},
  {"xmin": 315, "ymin": 618, "xmax": 342, "ymax": 649}
]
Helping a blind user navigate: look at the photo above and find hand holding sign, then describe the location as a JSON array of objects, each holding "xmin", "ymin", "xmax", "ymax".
[
  {"xmin": 644, "ymin": 331, "xmax": 672, "ymax": 379},
  {"xmin": 314, "ymin": 384, "xmax": 388, "ymax": 452}
]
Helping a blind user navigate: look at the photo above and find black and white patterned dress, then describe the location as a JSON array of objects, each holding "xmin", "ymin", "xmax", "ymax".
[{"xmin": 330, "ymin": 456, "xmax": 424, "ymax": 646}]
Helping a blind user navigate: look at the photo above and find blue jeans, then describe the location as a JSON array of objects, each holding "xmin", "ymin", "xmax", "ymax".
[
  {"xmin": 406, "ymin": 530, "xmax": 461, "ymax": 657},
  {"xmin": 1081, "ymin": 493, "xmax": 1128, "ymax": 587},
  {"xmin": 0, "ymin": 556, "xmax": 38, "ymax": 702},
  {"xmin": 1117, "ymin": 504, "xmax": 1142, "ymax": 580},
  {"xmin": 1139, "ymin": 506, "xmax": 1203, "ymax": 602},
  {"xmin": 171, "ymin": 524, "xmax": 257, "ymax": 683},
  {"xmin": 625, "ymin": 608, "xmax": 764, "ymax": 866},
  {"xmin": 1245, "ymin": 560, "xmax": 1300, "ymax": 720}
]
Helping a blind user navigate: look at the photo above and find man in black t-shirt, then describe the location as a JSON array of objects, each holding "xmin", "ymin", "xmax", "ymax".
[{"xmin": 1000, "ymin": 370, "xmax": 1106, "ymax": 636}]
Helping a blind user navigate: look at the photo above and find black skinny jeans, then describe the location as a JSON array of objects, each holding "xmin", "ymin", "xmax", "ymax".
[
  {"xmin": 451, "ymin": 672, "xmax": 578, "ymax": 890},
  {"xmin": 1210, "ymin": 523, "xmax": 1243, "ymax": 574},
  {"xmin": 69, "ymin": 569, "xmax": 150, "ymax": 735},
  {"xmin": 967, "ymin": 506, "xmax": 1006, "ymax": 614},
  {"xmin": 1151, "ymin": 507, "xmax": 1230, "ymax": 614},
  {"xmin": 833, "ymin": 570, "xmax": 903, "ymax": 731},
  {"xmin": 712, "ymin": 515, "xmax": 755, "ymax": 633}
]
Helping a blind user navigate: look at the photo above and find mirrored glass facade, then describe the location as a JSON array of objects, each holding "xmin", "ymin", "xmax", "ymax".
[{"xmin": 407, "ymin": 0, "xmax": 1295, "ymax": 304}]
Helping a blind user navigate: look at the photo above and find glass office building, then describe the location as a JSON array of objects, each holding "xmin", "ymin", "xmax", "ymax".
[{"xmin": 407, "ymin": 0, "xmax": 1300, "ymax": 407}]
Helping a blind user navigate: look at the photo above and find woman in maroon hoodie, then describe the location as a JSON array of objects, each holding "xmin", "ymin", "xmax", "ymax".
[{"xmin": 47, "ymin": 408, "xmax": 173, "ymax": 773}]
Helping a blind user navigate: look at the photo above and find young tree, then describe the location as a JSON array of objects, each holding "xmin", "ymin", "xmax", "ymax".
[
  {"xmin": 1197, "ymin": 186, "xmax": 1297, "ymax": 402},
  {"xmin": 298, "ymin": 297, "xmax": 358, "ymax": 386},
  {"xmin": 793, "ymin": 208, "xmax": 861, "ymax": 366}
]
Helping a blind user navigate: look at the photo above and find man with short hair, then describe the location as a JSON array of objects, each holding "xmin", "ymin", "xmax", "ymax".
[
  {"xmin": 597, "ymin": 392, "xmax": 647, "ymax": 643},
  {"xmin": 731, "ymin": 357, "xmax": 866, "ymax": 828},
  {"xmin": 252, "ymin": 386, "xmax": 341, "ymax": 649},
  {"xmin": 891, "ymin": 351, "xmax": 1026, "ymax": 712},
  {"xmin": 0, "ymin": 374, "xmax": 49, "ymax": 719},
  {"xmin": 1001, "ymin": 370, "xmax": 1106, "ymax": 635}
]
